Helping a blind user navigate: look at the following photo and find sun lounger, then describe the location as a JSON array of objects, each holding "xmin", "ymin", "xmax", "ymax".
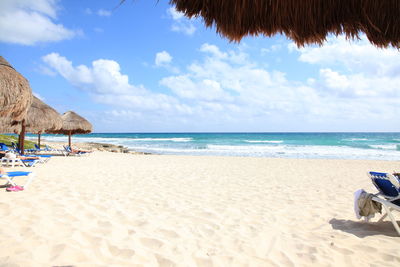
[
  {"xmin": 1, "ymin": 157, "xmax": 39, "ymax": 167},
  {"xmin": 64, "ymin": 145, "xmax": 90, "ymax": 156},
  {"xmin": 368, "ymin": 171, "xmax": 400, "ymax": 235},
  {"xmin": 0, "ymin": 171, "xmax": 35, "ymax": 190}
]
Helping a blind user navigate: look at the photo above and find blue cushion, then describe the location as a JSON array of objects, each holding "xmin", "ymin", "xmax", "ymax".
[
  {"xmin": 3, "ymin": 171, "xmax": 31, "ymax": 177},
  {"xmin": 373, "ymin": 178, "xmax": 399, "ymax": 197}
]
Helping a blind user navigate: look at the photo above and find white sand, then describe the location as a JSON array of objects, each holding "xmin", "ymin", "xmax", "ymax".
[{"xmin": 0, "ymin": 152, "xmax": 399, "ymax": 266}]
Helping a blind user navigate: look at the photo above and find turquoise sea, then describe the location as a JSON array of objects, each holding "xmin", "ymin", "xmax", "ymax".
[{"xmin": 30, "ymin": 132, "xmax": 400, "ymax": 160}]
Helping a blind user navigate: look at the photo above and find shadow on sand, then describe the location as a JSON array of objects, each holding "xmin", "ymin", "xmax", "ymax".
[{"xmin": 329, "ymin": 218, "xmax": 399, "ymax": 238}]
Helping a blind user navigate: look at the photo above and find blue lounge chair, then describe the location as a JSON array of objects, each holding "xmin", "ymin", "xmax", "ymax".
[
  {"xmin": 14, "ymin": 148, "xmax": 52, "ymax": 163},
  {"xmin": 368, "ymin": 171, "xmax": 400, "ymax": 235},
  {"xmin": 0, "ymin": 171, "xmax": 36, "ymax": 189},
  {"xmin": 64, "ymin": 145, "xmax": 90, "ymax": 156}
]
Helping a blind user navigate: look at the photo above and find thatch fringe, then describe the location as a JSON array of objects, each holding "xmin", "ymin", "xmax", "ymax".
[
  {"xmin": 51, "ymin": 111, "xmax": 93, "ymax": 135},
  {"xmin": 0, "ymin": 97, "xmax": 62, "ymax": 134},
  {"xmin": 0, "ymin": 56, "xmax": 32, "ymax": 121},
  {"xmin": 25, "ymin": 96, "xmax": 63, "ymax": 134},
  {"xmin": 169, "ymin": 0, "xmax": 400, "ymax": 47}
]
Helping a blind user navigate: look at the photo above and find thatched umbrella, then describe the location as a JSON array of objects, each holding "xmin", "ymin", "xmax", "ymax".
[
  {"xmin": 9, "ymin": 96, "xmax": 62, "ymax": 154},
  {"xmin": 24, "ymin": 96, "xmax": 62, "ymax": 149},
  {"xmin": 0, "ymin": 56, "xmax": 32, "ymax": 121},
  {"xmin": 51, "ymin": 111, "xmax": 93, "ymax": 147},
  {"xmin": 169, "ymin": 0, "xmax": 400, "ymax": 48}
]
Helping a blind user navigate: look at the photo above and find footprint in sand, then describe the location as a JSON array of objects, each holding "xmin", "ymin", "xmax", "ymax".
[
  {"xmin": 155, "ymin": 254, "xmax": 176, "ymax": 267},
  {"xmin": 159, "ymin": 229, "xmax": 180, "ymax": 239},
  {"xmin": 107, "ymin": 244, "xmax": 135, "ymax": 259},
  {"xmin": 140, "ymin": 237, "xmax": 164, "ymax": 249}
]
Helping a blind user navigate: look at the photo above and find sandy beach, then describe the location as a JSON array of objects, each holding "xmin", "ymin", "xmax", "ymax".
[{"xmin": 0, "ymin": 151, "xmax": 399, "ymax": 266}]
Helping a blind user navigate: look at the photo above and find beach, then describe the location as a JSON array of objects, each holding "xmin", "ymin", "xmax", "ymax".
[{"xmin": 0, "ymin": 151, "xmax": 399, "ymax": 266}]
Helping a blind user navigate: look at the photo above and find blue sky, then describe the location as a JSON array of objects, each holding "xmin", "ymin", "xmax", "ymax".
[{"xmin": 1, "ymin": 0, "xmax": 399, "ymax": 132}]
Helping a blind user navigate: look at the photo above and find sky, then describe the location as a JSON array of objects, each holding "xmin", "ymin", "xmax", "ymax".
[{"xmin": 1, "ymin": 0, "xmax": 400, "ymax": 133}]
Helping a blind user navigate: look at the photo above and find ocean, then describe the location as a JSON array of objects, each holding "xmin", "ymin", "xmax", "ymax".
[{"xmin": 26, "ymin": 132, "xmax": 400, "ymax": 160}]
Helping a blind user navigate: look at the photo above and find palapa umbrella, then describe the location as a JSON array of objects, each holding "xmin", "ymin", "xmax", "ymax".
[
  {"xmin": 169, "ymin": 0, "xmax": 400, "ymax": 48},
  {"xmin": 51, "ymin": 111, "xmax": 92, "ymax": 147},
  {"xmin": 25, "ymin": 96, "xmax": 63, "ymax": 147},
  {"xmin": 0, "ymin": 56, "xmax": 32, "ymax": 123},
  {"xmin": 10, "ymin": 96, "xmax": 62, "ymax": 154}
]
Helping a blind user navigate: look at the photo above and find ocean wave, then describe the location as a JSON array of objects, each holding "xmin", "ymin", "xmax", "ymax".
[
  {"xmin": 244, "ymin": 140, "xmax": 283, "ymax": 144},
  {"xmin": 369, "ymin": 144, "xmax": 399, "ymax": 150},
  {"xmin": 132, "ymin": 138, "xmax": 193, "ymax": 142},
  {"xmin": 342, "ymin": 138, "xmax": 370, "ymax": 141},
  {"xmin": 128, "ymin": 144, "xmax": 400, "ymax": 160}
]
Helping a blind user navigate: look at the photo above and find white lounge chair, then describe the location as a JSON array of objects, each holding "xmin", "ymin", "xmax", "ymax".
[
  {"xmin": 368, "ymin": 171, "xmax": 400, "ymax": 236},
  {"xmin": 1, "ymin": 157, "xmax": 39, "ymax": 167},
  {"xmin": 0, "ymin": 171, "xmax": 36, "ymax": 190}
]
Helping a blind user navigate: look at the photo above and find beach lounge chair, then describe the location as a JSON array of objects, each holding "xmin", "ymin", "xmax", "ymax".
[
  {"xmin": 368, "ymin": 171, "xmax": 400, "ymax": 235},
  {"xmin": 1, "ymin": 157, "xmax": 39, "ymax": 167},
  {"xmin": 14, "ymin": 148, "xmax": 52, "ymax": 163},
  {"xmin": 0, "ymin": 171, "xmax": 36, "ymax": 190},
  {"xmin": 63, "ymin": 145, "xmax": 90, "ymax": 156}
]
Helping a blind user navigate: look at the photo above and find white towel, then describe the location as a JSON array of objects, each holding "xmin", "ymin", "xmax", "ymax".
[{"xmin": 354, "ymin": 189, "xmax": 364, "ymax": 219}]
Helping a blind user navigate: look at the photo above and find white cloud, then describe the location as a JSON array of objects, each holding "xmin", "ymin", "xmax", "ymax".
[
  {"xmin": 42, "ymin": 41, "xmax": 400, "ymax": 131},
  {"xmin": 97, "ymin": 9, "xmax": 111, "ymax": 17},
  {"xmin": 291, "ymin": 36, "xmax": 400, "ymax": 99},
  {"xmin": 0, "ymin": 0, "xmax": 79, "ymax": 45},
  {"xmin": 154, "ymin": 51, "xmax": 179, "ymax": 73},
  {"xmin": 42, "ymin": 53, "xmax": 187, "ymax": 114},
  {"xmin": 155, "ymin": 51, "xmax": 172, "ymax": 66},
  {"xmin": 167, "ymin": 7, "xmax": 196, "ymax": 36}
]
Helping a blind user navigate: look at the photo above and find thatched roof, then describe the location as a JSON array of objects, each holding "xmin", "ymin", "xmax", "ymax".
[
  {"xmin": 25, "ymin": 96, "xmax": 62, "ymax": 134},
  {"xmin": 51, "ymin": 111, "xmax": 93, "ymax": 135},
  {"xmin": 0, "ymin": 118, "xmax": 19, "ymax": 134},
  {"xmin": 169, "ymin": 0, "xmax": 400, "ymax": 48},
  {"xmin": 0, "ymin": 96, "xmax": 62, "ymax": 134},
  {"xmin": 0, "ymin": 56, "xmax": 32, "ymax": 121}
]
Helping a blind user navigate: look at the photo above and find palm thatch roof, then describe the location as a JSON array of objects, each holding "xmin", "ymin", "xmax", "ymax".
[
  {"xmin": 0, "ymin": 96, "xmax": 62, "ymax": 134},
  {"xmin": 52, "ymin": 111, "xmax": 93, "ymax": 135},
  {"xmin": 0, "ymin": 118, "xmax": 19, "ymax": 134},
  {"xmin": 0, "ymin": 56, "xmax": 32, "ymax": 121},
  {"xmin": 25, "ymin": 96, "xmax": 62, "ymax": 134},
  {"xmin": 169, "ymin": 0, "xmax": 400, "ymax": 47}
]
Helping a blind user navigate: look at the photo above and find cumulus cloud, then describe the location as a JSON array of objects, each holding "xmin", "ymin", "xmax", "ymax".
[
  {"xmin": 42, "ymin": 41, "xmax": 400, "ymax": 131},
  {"xmin": 42, "ymin": 53, "xmax": 187, "ymax": 114},
  {"xmin": 167, "ymin": 7, "xmax": 196, "ymax": 36},
  {"xmin": 155, "ymin": 51, "xmax": 172, "ymax": 67},
  {"xmin": 0, "ymin": 0, "xmax": 79, "ymax": 45},
  {"xmin": 155, "ymin": 51, "xmax": 179, "ymax": 73},
  {"xmin": 292, "ymin": 36, "xmax": 400, "ymax": 99}
]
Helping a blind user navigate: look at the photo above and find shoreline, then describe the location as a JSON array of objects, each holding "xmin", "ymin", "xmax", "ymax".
[{"xmin": 40, "ymin": 139, "xmax": 400, "ymax": 163}]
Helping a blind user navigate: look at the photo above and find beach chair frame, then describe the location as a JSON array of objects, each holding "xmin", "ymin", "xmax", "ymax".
[
  {"xmin": 1, "ymin": 158, "xmax": 39, "ymax": 167},
  {"xmin": 368, "ymin": 172, "xmax": 400, "ymax": 236},
  {"xmin": 0, "ymin": 172, "xmax": 36, "ymax": 189}
]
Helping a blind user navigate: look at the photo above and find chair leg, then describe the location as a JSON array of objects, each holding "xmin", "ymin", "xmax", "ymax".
[
  {"xmin": 378, "ymin": 213, "xmax": 388, "ymax": 222},
  {"xmin": 3, "ymin": 176, "xmax": 16, "ymax": 187},
  {"xmin": 382, "ymin": 204, "xmax": 400, "ymax": 236},
  {"xmin": 23, "ymin": 173, "xmax": 35, "ymax": 189}
]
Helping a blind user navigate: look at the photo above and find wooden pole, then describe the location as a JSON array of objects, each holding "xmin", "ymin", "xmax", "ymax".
[
  {"xmin": 19, "ymin": 120, "xmax": 26, "ymax": 155},
  {"xmin": 68, "ymin": 131, "xmax": 71, "ymax": 147},
  {"xmin": 38, "ymin": 133, "xmax": 41, "ymax": 148}
]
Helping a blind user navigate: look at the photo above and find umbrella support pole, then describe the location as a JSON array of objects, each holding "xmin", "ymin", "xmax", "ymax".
[
  {"xmin": 19, "ymin": 120, "xmax": 26, "ymax": 155},
  {"xmin": 38, "ymin": 133, "xmax": 41, "ymax": 148}
]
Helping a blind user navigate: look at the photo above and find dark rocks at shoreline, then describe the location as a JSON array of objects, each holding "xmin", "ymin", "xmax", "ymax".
[{"xmin": 86, "ymin": 142, "xmax": 152, "ymax": 155}]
